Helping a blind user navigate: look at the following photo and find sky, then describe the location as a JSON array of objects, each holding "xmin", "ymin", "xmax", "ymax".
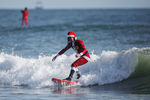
[{"xmin": 0, "ymin": 0, "xmax": 150, "ymax": 9}]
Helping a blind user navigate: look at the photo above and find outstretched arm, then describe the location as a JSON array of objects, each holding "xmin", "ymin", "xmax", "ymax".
[{"xmin": 52, "ymin": 43, "xmax": 71, "ymax": 61}]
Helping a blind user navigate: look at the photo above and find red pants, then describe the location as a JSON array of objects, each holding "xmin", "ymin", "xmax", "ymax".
[
  {"xmin": 71, "ymin": 56, "xmax": 88, "ymax": 68},
  {"xmin": 22, "ymin": 17, "xmax": 28, "ymax": 26}
]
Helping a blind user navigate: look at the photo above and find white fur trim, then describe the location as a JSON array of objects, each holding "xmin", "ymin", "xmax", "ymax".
[
  {"xmin": 80, "ymin": 52, "xmax": 83, "ymax": 56},
  {"xmin": 83, "ymin": 56, "xmax": 91, "ymax": 61},
  {"xmin": 67, "ymin": 35, "xmax": 75, "ymax": 37},
  {"xmin": 71, "ymin": 66, "xmax": 78, "ymax": 71},
  {"xmin": 56, "ymin": 54, "xmax": 60, "ymax": 57}
]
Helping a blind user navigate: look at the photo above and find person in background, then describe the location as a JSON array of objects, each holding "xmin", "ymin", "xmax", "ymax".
[
  {"xmin": 21, "ymin": 7, "xmax": 29, "ymax": 26},
  {"xmin": 52, "ymin": 31, "xmax": 90, "ymax": 81}
]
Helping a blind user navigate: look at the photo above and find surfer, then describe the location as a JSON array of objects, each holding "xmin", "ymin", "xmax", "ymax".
[
  {"xmin": 52, "ymin": 31, "xmax": 90, "ymax": 81},
  {"xmin": 21, "ymin": 7, "xmax": 29, "ymax": 26}
]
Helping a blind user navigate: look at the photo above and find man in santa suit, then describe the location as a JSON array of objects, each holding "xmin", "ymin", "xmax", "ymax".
[
  {"xmin": 52, "ymin": 31, "xmax": 90, "ymax": 81},
  {"xmin": 21, "ymin": 7, "xmax": 29, "ymax": 26}
]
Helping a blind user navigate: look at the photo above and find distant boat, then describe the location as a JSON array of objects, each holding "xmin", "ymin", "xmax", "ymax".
[{"xmin": 35, "ymin": 1, "xmax": 43, "ymax": 9}]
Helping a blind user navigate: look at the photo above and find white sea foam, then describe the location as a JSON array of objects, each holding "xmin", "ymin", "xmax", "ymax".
[
  {"xmin": 0, "ymin": 48, "xmax": 138, "ymax": 87},
  {"xmin": 80, "ymin": 48, "xmax": 138, "ymax": 86}
]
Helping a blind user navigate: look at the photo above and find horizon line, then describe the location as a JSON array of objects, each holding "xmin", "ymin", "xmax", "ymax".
[{"xmin": 0, "ymin": 7, "xmax": 150, "ymax": 10}]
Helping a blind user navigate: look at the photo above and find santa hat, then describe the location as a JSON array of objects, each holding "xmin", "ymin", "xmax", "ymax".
[{"xmin": 67, "ymin": 31, "xmax": 77, "ymax": 40}]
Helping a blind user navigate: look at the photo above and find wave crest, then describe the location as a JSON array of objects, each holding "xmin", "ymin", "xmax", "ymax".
[{"xmin": 1, "ymin": 47, "xmax": 149, "ymax": 87}]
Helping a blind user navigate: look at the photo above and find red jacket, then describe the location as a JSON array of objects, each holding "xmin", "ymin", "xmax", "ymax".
[
  {"xmin": 58, "ymin": 39, "xmax": 90, "ymax": 58},
  {"xmin": 22, "ymin": 10, "xmax": 28, "ymax": 19}
]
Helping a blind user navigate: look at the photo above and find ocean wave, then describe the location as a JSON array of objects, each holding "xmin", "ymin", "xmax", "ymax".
[
  {"xmin": 0, "ymin": 47, "xmax": 149, "ymax": 88},
  {"xmin": 1, "ymin": 24, "xmax": 150, "ymax": 33},
  {"xmin": 80, "ymin": 48, "xmax": 138, "ymax": 86},
  {"xmin": 129, "ymin": 48, "xmax": 150, "ymax": 79}
]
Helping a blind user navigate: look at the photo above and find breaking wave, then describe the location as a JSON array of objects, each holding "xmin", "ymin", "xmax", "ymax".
[{"xmin": 0, "ymin": 47, "xmax": 149, "ymax": 88}]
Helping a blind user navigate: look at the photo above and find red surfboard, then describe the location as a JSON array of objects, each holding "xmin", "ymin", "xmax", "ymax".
[{"xmin": 52, "ymin": 78, "xmax": 77, "ymax": 84}]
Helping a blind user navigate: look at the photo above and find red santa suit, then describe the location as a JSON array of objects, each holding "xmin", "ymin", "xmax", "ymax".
[
  {"xmin": 57, "ymin": 31, "xmax": 90, "ymax": 71},
  {"xmin": 22, "ymin": 9, "xmax": 28, "ymax": 26}
]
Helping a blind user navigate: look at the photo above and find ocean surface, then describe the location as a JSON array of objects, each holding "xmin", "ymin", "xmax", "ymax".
[{"xmin": 0, "ymin": 9, "xmax": 150, "ymax": 100}]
